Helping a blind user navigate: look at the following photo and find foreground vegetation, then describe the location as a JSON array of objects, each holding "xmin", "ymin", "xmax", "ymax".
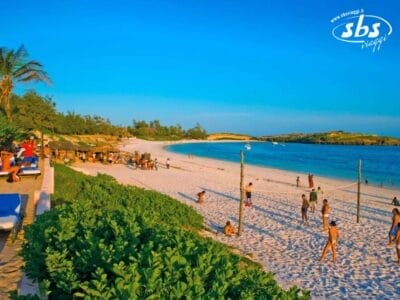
[
  {"xmin": 20, "ymin": 165, "xmax": 308, "ymax": 299},
  {"xmin": 260, "ymin": 131, "xmax": 400, "ymax": 146}
]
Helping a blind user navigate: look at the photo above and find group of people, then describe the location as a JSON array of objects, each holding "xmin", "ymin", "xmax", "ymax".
[
  {"xmin": 300, "ymin": 186, "xmax": 338, "ymax": 262},
  {"xmin": 296, "ymin": 174, "xmax": 315, "ymax": 188},
  {"xmin": 128, "ymin": 151, "xmax": 171, "ymax": 171},
  {"xmin": 301, "ymin": 187, "xmax": 325, "ymax": 224},
  {"xmin": 195, "ymin": 182, "xmax": 254, "ymax": 237},
  {"xmin": 194, "ymin": 176, "xmax": 399, "ymax": 264},
  {"xmin": 0, "ymin": 136, "xmax": 38, "ymax": 182}
]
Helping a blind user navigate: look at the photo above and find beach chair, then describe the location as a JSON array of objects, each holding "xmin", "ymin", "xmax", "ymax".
[
  {"xmin": 19, "ymin": 166, "xmax": 41, "ymax": 179},
  {"xmin": 0, "ymin": 167, "xmax": 41, "ymax": 180},
  {"xmin": 0, "ymin": 193, "xmax": 23, "ymax": 241}
]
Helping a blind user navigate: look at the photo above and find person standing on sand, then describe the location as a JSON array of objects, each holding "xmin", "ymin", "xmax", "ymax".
[
  {"xmin": 244, "ymin": 182, "xmax": 253, "ymax": 207},
  {"xmin": 166, "ymin": 158, "xmax": 170, "ymax": 169},
  {"xmin": 317, "ymin": 186, "xmax": 324, "ymax": 197},
  {"xmin": 308, "ymin": 173, "xmax": 314, "ymax": 188},
  {"xmin": 154, "ymin": 158, "xmax": 158, "ymax": 170},
  {"xmin": 301, "ymin": 194, "xmax": 309, "ymax": 225},
  {"xmin": 321, "ymin": 199, "xmax": 330, "ymax": 231},
  {"xmin": 394, "ymin": 222, "xmax": 400, "ymax": 265},
  {"xmin": 388, "ymin": 208, "xmax": 400, "ymax": 246},
  {"xmin": 309, "ymin": 188, "xmax": 318, "ymax": 213},
  {"xmin": 296, "ymin": 176, "xmax": 300, "ymax": 187},
  {"xmin": 319, "ymin": 221, "xmax": 339, "ymax": 263}
]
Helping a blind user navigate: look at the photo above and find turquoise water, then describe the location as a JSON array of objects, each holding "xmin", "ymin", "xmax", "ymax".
[{"xmin": 167, "ymin": 142, "xmax": 400, "ymax": 189}]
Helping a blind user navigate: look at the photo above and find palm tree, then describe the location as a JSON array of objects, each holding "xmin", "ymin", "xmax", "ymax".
[{"xmin": 0, "ymin": 45, "xmax": 51, "ymax": 120}]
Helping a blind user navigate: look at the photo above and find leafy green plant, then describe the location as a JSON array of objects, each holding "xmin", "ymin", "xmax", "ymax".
[
  {"xmin": 0, "ymin": 114, "xmax": 25, "ymax": 151},
  {"xmin": 20, "ymin": 165, "xmax": 309, "ymax": 299}
]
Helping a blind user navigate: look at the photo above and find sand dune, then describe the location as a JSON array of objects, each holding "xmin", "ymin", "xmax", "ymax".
[{"xmin": 73, "ymin": 139, "xmax": 400, "ymax": 299}]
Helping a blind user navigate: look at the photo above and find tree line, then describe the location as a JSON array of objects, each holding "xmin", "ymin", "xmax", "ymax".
[
  {"xmin": 0, "ymin": 45, "xmax": 207, "ymax": 143},
  {"xmin": 1, "ymin": 91, "xmax": 208, "ymax": 140}
]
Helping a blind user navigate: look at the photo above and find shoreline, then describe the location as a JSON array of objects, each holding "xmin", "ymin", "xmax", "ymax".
[
  {"xmin": 163, "ymin": 139, "xmax": 400, "ymax": 193},
  {"xmin": 74, "ymin": 138, "xmax": 400, "ymax": 298}
]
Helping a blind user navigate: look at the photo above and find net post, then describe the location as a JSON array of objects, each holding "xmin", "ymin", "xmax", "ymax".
[
  {"xmin": 238, "ymin": 150, "xmax": 244, "ymax": 236},
  {"xmin": 357, "ymin": 159, "xmax": 362, "ymax": 223}
]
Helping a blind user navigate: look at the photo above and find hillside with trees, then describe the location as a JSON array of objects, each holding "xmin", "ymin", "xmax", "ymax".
[
  {"xmin": 1, "ymin": 91, "xmax": 208, "ymax": 142},
  {"xmin": 260, "ymin": 131, "xmax": 400, "ymax": 146}
]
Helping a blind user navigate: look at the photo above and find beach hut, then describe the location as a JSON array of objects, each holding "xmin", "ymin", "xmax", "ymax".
[
  {"xmin": 91, "ymin": 145, "xmax": 120, "ymax": 163},
  {"xmin": 48, "ymin": 141, "xmax": 76, "ymax": 163},
  {"xmin": 76, "ymin": 145, "xmax": 93, "ymax": 162}
]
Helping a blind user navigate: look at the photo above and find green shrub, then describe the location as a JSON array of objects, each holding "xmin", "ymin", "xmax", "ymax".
[{"xmin": 20, "ymin": 165, "xmax": 309, "ymax": 299}]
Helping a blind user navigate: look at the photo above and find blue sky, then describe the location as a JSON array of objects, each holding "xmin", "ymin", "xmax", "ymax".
[{"xmin": 2, "ymin": 0, "xmax": 400, "ymax": 136}]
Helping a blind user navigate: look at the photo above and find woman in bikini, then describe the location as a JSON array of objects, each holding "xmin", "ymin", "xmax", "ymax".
[
  {"xmin": 1, "ymin": 151, "xmax": 20, "ymax": 182},
  {"xmin": 301, "ymin": 194, "xmax": 309, "ymax": 225},
  {"xmin": 319, "ymin": 221, "xmax": 339, "ymax": 263},
  {"xmin": 321, "ymin": 199, "xmax": 330, "ymax": 231}
]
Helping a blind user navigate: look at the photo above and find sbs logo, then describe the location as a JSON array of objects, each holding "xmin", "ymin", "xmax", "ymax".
[{"xmin": 331, "ymin": 11, "xmax": 392, "ymax": 52}]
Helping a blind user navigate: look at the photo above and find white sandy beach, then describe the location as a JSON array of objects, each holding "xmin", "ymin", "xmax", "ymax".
[{"xmin": 73, "ymin": 139, "xmax": 400, "ymax": 299}]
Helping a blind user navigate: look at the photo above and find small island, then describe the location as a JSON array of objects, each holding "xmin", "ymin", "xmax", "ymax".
[{"xmin": 259, "ymin": 131, "xmax": 400, "ymax": 146}]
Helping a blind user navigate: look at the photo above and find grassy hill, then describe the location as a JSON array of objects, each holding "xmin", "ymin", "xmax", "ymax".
[
  {"xmin": 207, "ymin": 132, "xmax": 254, "ymax": 141},
  {"xmin": 259, "ymin": 131, "xmax": 400, "ymax": 146}
]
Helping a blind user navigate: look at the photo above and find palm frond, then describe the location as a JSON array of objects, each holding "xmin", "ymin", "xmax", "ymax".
[
  {"xmin": 10, "ymin": 45, "xmax": 28, "ymax": 68},
  {"xmin": 0, "ymin": 48, "xmax": 5, "ymax": 75},
  {"xmin": 16, "ymin": 70, "xmax": 52, "ymax": 84},
  {"xmin": 13, "ymin": 61, "xmax": 42, "ymax": 77},
  {"xmin": 13, "ymin": 60, "xmax": 51, "ymax": 85}
]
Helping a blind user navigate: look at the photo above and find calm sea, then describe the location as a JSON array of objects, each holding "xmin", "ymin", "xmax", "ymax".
[{"xmin": 167, "ymin": 142, "xmax": 400, "ymax": 189}]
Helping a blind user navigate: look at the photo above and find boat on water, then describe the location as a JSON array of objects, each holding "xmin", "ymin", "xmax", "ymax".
[
  {"xmin": 272, "ymin": 141, "xmax": 279, "ymax": 145},
  {"xmin": 244, "ymin": 143, "xmax": 251, "ymax": 150}
]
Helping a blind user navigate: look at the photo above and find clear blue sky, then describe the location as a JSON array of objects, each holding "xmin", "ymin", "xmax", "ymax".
[{"xmin": 2, "ymin": 0, "xmax": 400, "ymax": 136}]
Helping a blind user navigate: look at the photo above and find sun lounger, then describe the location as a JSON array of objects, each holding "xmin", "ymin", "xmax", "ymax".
[
  {"xmin": 0, "ymin": 194, "xmax": 23, "ymax": 239},
  {"xmin": 0, "ymin": 167, "xmax": 41, "ymax": 179},
  {"xmin": 19, "ymin": 166, "xmax": 41, "ymax": 179}
]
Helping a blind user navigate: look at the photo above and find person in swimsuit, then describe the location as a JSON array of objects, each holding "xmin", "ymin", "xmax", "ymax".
[
  {"xmin": 394, "ymin": 222, "xmax": 400, "ymax": 265},
  {"xmin": 317, "ymin": 186, "xmax": 324, "ymax": 197},
  {"xmin": 319, "ymin": 221, "xmax": 339, "ymax": 263},
  {"xmin": 197, "ymin": 191, "xmax": 206, "ymax": 204},
  {"xmin": 244, "ymin": 182, "xmax": 253, "ymax": 207},
  {"xmin": 301, "ymin": 194, "xmax": 309, "ymax": 225},
  {"xmin": 1, "ymin": 151, "xmax": 20, "ymax": 182},
  {"xmin": 321, "ymin": 199, "xmax": 330, "ymax": 231},
  {"xmin": 388, "ymin": 208, "xmax": 400, "ymax": 246},
  {"xmin": 308, "ymin": 173, "xmax": 314, "ymax": 188},
  {"xmin": 296, "ymin": 176, "xmax": 300, "ymax": 187},
  {"xmin": 223, "ymin": 221, "xmax": 236, "ymax": 236}
]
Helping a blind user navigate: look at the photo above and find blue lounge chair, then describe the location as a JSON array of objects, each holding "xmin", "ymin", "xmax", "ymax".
[{"xmin": 0, "ymin": 193, "xmax": 23, "ymax": 240}]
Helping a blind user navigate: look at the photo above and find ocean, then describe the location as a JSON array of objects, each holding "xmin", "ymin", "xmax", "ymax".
[{"xmin": 167, "ymin": 142, "xmax": 400, "ymax": 189}]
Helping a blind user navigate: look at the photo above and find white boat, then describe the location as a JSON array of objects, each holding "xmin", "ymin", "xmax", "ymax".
[
  {"xmin": 244, "ymin": 143, "xmax": 251, "ymax": 150},
  {"xmin": 272, "ymin": 141, "xmax": 279, "ymax": 145}
]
